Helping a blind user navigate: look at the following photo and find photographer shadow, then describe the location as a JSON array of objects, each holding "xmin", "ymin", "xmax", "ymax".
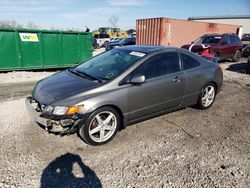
[{"xmin": 40, "ymin": 153, "xmax": 102, "ymax": 188}]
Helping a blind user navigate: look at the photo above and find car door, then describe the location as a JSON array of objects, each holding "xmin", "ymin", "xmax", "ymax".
[
  {"xmin": 232, "ymin": 35, "xmax": 243, "ymax": 55},
  {"xmin": 127, "ymin": 51, "xmax": 186, "ymax": 121},
  {"xmin": 180, "ymin": 52, "xmax": 206, "ymax": 106},
  {"xmin": 219, "ymin": 35, "xmax": 231, "ymax": 58},
  {"xmin": 228, "ymin": 35, "xmax": 238, "ymax": 57}
]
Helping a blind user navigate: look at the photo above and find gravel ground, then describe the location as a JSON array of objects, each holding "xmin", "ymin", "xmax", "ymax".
[
  {"xmin": 0, "ymin": 60, "xmax": 249, "ymax": 188},
  {"xmin": 0, "ymin": 71, "xmax": 55, "ymax": 84}
]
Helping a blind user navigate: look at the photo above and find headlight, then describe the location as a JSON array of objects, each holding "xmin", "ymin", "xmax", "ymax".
[
  {"xmin": 42, "ymin": 105, "xmax": 54, "ymax": 114},
  {"xmin": 52, "ymin": 105, "xmax": 84, "ymax": 116},
  {"xmin": 53, "ymin": 106, "xmax": 68, "ymax": 115}
]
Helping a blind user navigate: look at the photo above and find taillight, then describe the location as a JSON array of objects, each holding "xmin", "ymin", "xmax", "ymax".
[{"xmin": 201, "ymin": 49, "xmax": 215, "ymax": 57}]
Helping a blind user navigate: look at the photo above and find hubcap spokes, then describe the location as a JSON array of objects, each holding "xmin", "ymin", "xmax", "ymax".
[
  {"xmin": 202, "ymin": 86, "xmax": 215, "ymax": 107},
  {"xmin": 89, "ymin": 111, "xmax": 117, "ymax": 143}
]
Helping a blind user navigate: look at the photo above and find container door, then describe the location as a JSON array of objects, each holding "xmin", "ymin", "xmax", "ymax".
[
  {"xmin": 61, "ymin": 34, "xmax": 79, "ymax": 66},
  {"xmin": 19, "ymin": 32, "xmax": 42, "ymax": 68},
  {"xmin": 0, "ymin": 31, "xmax": 19, "ymax": 70},
  {"xmin": 42, "ymin": 33, "xmax": 60, "ymax": 67},
  {"xmin": 79, "ymin": 34, "xmax": 92, "ymax": 63}
]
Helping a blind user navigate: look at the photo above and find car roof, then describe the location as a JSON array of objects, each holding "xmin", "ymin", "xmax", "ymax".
[
  {"xmin": 203, "ymin": 34, "xmax": 222, "ymax": 37},
  {"xmin": 203, "ymin": 33, "xmax": 237, "ymax": 37},
  {"xmin": 124, "ymin": 37, "xmax": 135, "ymax": 39},
  {"xmin": 119, "ymin": 45, "xmax": 176, "ymax": 53}
]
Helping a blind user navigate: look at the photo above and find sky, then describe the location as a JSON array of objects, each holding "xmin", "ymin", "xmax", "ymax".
[{"xmin": 0, "ymin": 0, "xmax": 249, "ymax": 31}]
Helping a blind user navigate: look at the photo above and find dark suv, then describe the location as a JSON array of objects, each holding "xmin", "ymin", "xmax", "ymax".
[
  {"xmin": 181, "ymin": 34, "xmax": 243, "ymax": 61},
  {"xmin": 241, "ymin": 34, "xmax": 250, "ymax": 57},
  {"xmin": 106, "ymin": 37, "xmax": 136, "ymax": 50}
]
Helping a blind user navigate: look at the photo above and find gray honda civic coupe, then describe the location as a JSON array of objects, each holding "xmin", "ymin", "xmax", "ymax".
[{"xmin": 26, "ymin": 46, "xmax": 223, "ymax": 145}]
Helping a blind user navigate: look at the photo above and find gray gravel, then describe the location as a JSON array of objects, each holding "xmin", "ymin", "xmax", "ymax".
[{"xmin": 0, "ymin": 61, "xmax": 249, "ymax": 188}]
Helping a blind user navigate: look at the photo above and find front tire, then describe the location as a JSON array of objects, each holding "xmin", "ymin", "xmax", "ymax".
[
  {"xmin": 78, "ymin": 107, "xmax": 120, "ymax": 146},
  {"xmin": 197, "ymin": 83, "xmax": 216, "ymax": 109},
  {"xmin": 233, "ymin": 50, "xmax": 242, "ymax": 62}
]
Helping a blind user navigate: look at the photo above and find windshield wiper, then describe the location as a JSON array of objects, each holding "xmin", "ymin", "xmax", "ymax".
[
  {"xmin": 75, "ymin": 69, "xmax": 103, "ymax": 83},
  {"xmin": 68, "ymin": 68, "xmax": 102, "ymax": 83}
]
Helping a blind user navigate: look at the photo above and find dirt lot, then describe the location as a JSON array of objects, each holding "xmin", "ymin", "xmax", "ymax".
[{"xmin": 0, "ymin": 57, "xmax": 249, "ymax": 187}]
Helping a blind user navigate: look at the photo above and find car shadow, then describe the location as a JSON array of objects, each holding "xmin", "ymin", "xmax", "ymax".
[
  {"xmin": 226, "ymin": 63, "xmax": 250, "ymax": 75},
  {"xmin": 40, "ymin": 153, "xmax": 102, "ymax": 188}
]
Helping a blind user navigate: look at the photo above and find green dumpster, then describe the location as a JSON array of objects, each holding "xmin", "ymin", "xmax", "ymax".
[{"xmin": 0, "ymin": 28, "xmax": 93, "ymax": 71}]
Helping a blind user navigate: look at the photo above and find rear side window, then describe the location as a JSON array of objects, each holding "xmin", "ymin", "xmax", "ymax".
[
  {"xmin": 135, "ymin": 52, "xmax": 180, "ymax": 79},
  {"xmin": 221, "ymin": 35, "xmax": 230, "ymax": 44},
  {"xmin": 229, "ymin": 36, "xmax": 236, "ymax": 43},
  {"xmin": 234, "ymin": 36, "xmax": 241, "ymax": 42},
  {"xmin": 180, "ymin": 53, "xmax": 200, "ymax": 70}
]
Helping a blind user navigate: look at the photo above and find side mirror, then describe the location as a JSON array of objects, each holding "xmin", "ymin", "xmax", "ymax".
[{"xmin": 130, "ymin": 75, "xmax": 146, "ymax": 85}]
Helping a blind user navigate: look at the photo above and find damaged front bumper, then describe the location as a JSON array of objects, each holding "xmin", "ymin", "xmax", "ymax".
[{"xmin": 25, "ymin": 97, "xmax": 86, "ymax": 135}]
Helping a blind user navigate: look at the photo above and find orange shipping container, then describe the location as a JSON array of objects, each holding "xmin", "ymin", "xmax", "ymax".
[{"xmin": 136, "ymin": 17, "xmax": 240, "ymax": 47}]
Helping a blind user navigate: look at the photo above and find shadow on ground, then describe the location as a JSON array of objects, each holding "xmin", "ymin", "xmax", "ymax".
[
  {"xmin": 40, "ymin": 153, "xmax": 102, "ymax": 188},
  {"xmin": 226, "ymin": 63, "xmax": 250, "ymax": 75}
]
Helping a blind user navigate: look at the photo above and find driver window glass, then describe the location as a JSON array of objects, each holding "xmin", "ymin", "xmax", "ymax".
[
  {"xmin": 134, "ymin": 52, "xmax": 180, "ymax": 79},
  {"xmin": 222, "ymin": 36, "xmax": 230, "ymax": 44}
]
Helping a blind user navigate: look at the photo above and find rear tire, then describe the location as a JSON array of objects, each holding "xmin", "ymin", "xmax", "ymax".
[
  {"xmin": 233, "ymin": 50, "xmax": 242, "ymax": 62},
  {"xmin": 197, "ymin": 83, "xmax": 216, "ymax": 109},
  {"xmin": 78, "ymin": 107, "xmax": 120, "ymax": 146}
]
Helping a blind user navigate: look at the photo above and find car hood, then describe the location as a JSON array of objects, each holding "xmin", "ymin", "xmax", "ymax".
[{"xmin": 32, "ymin": 70, "xmax": 103, "ymax": 105}]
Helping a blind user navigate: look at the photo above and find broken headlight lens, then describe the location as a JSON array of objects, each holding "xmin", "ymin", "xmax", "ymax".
[{"xmin": 42, "ymin": 105, "xmax": 54, "ymax": 114}]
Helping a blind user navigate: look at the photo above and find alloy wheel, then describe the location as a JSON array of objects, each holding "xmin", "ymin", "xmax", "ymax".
[
  {"xmin": 201, "ymin": 85, "xmax": 215, "ymax": 107},
  {"xmin": 88, "ymin": 111, "xmax": 117, "ymax": 143}
]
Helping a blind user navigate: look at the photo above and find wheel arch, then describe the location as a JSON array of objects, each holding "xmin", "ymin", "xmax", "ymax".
[
  {"xmin": 87, "ymin": 104, "xmax": 125, "ymax": 130},
  {"xmin": 208, "ymin": 81, "xmax": 218, "ymax": 93},
  {"xmin": 201, "ymin": 81, "xmax": 218, "ymax": 94},
  {"xmin": 214, "ymin": 51, "xmax": 220, "ymax": 57}
]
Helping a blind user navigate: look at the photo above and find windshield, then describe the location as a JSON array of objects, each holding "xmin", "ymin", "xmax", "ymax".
[
  {"xmin": 194, "ymin": 35, "xmax": 222, "ymax": 44},
  {"xmin": 74, "ymin": 49, "xmax": 146, "ymax": 81},
  {"xmin": 123, "ymin": 38, "xmax": 131, "ymax": 43}
]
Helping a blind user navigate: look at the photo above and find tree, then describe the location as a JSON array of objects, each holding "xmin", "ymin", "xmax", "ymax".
[
  {"xmin": 26, "ymin": 22, "xmax": 40, "ymax": 29},
  {"xmin": 0, "ymin": 20, "xmax": 23, "ymax": 28},
  {"xmin": 108, "ymin": 15, "xmax": 119, "ymax": 28}
]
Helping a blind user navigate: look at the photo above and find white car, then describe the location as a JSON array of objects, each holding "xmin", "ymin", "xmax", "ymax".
[{"xmin": 96, "ymin": 38, "xmax": 110, "ymax": 48}]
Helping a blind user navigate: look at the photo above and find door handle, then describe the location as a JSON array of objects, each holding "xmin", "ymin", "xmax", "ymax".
[{"xmin": 172, "ymin": 77, "xmax": 181, "ymax": 83}]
